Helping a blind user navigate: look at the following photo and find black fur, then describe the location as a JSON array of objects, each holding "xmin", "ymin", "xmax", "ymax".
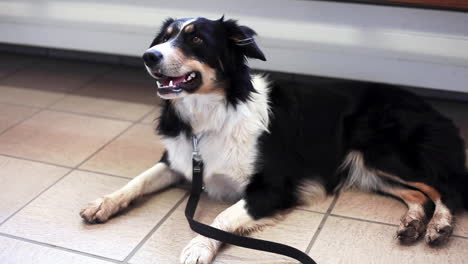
[
  {"xmin": 150, "ymin": 17, "xmax": 468, "ymax": 220},
  {"xmin": 245, "ymin": 81, "xmax": 467, "ymax": 218}
]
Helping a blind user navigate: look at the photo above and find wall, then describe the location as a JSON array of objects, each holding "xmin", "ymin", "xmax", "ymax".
[{"xmin": 0, "ymin": 0, "xmax": 467, "ymax": 93}]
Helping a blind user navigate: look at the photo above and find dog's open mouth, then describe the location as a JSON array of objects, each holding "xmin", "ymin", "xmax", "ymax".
[{"xmin": 154, "ymin": 71, "xmax": 201, "ymax": 95}]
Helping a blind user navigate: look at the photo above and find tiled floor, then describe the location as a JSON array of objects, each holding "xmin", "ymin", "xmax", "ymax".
[{"xmin": 0, "ymin": 52, "xmax": 467, "ymax": 264}]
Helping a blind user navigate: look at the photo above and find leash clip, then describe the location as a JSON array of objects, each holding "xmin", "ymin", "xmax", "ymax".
[{"xmin": 192, "ymin": 135, "xmax": 202, "ymax": 162}]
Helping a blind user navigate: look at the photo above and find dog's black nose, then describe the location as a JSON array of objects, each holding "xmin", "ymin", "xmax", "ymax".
[{"xmin": 143, "ymin": 51, "xmax": 163, "ymax": 67}]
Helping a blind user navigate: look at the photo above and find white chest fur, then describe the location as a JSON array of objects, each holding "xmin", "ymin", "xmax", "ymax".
[{"xmin": 161, "ymin": 75, "xmax": 271, "ymax": 200}]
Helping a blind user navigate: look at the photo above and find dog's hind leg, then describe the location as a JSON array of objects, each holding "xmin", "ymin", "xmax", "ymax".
[
  {"xmin": 80, "ymin": 161, "xmax": 180, "ymax": 223},
  {"xmin": 379, "ymin": 185, "xmax": 430, "ymax": 244},
  {"xmin": 379, "ymin": 172, "xmax": 455, "ymax": 246}
]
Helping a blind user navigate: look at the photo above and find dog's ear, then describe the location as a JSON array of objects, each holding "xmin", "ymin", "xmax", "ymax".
[{"xmin": 222, "ymin": 19, "xmax": 266, "ymax": 61}]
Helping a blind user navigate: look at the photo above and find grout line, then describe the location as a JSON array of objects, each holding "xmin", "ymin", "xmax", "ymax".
[
  {"xmin": 46, "ymin": 108, "xmax": 145, "ymax": 123},
  {"xmin": 0, "ymin": 153, "xmax": 74, "ymax": 170},
  {"xmin": 296, "ymin": 208, "xmax": 326, "ymax": 215},
  {"xmin": 328, "ymin": 214, "xmax": 398, "ymax": 227},
  {"xmin": 453, "ymin": 234, "xmax": 468, "ymax": 240},
  {"xmin": 305, "ymin": 193, "xmax": 340, "ymax": 254},
  {"xmin": 0, "ymin": 107, "xmax": 42, "ymax": 135},
  {"xmin": 0, "ymin": 169, "xmax": 74, "ymax": 226},
  {"xmin": 77, "ymin": 169, "xmax": 134, "ymax": 180},
  {"xmin": 122, "ymin": 192, "xmax": 190, "ymax": 263},
  {"xmin": 0, "ymin": 108, "xmax": 43, "ymax": 138},
  {"xmin": 0, "ymin": 233, "xmax": 123, "ymax": 263}
]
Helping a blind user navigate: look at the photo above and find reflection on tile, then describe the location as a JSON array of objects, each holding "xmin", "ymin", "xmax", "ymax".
[
  {"xmin": 70, "ymin": 77, "xmax": 158, "ymax": 106},
  {"xmin": 333, "ymin": 191, "xmax": 468, "ymax": 237},
  {"xmin": 130, "ymin": 195, "xmax": 323, "ymax": 264},
  {"xmin": 0, "ymin": 104, "xmax": 38, "ymax": 133},
  {"xmin": 0, "ymin": 53, "xmax": 36, "ymax": 79},
  {"xmin": 50, "ymin": 94, "xmax": 154, "ymax": 121},
  {"xmin": 80, "ymin": 124, "xmax": 164, "ymax": 178},
  {"xmin": 0, "ymin": 170, "xmax": 187, "ymax": 260},
  {"xmin": 0, "ymin": 236, "xmax": 110, "ymax": 264},
  {"xmin": 1, "ymin": 58, "xmax": 110, "ymax": 93},
  {"xmin": 310, "ymin": 216, "xmax": 468, "ymax": 264},
  {"xmin": 0, "ymin": 111, "xmax": 131, "ymax": 167},
  {"xmin": 0, "ymin": 156, "xmax": 69, "ymax": 223},
  {"xmin": 0, "ymin": 58, "xmax": 110, "ymax": 108},
  {"xmin": 332, "ymin": 191, "xmax": 405, "ymax": 224}
]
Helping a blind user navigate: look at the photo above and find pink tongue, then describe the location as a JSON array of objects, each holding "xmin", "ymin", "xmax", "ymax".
[{"xmin": 161, "ymin": 74, "xmax": 187, "ymax": 86}]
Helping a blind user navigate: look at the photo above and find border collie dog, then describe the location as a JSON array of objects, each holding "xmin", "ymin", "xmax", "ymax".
[{"xmin": 80, "ymin": 17, "xmax": 468, "ymax": 263}]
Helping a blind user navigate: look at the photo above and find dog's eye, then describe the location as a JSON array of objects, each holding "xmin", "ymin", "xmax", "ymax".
[{"xmin": 192, "ymin": 36, "xmax": 203, "ymax": 44}]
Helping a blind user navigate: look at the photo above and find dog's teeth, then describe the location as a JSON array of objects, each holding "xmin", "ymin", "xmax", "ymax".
[
  {"xmin": 187, "ymin": 76, "xmax": 192, "ymax": 81},
  {"xmin": 156, "ymin": 81, "xmax": 161, "ymax": 87},
  {"xmin": 169, "ymin": 80, "xmax": 173, "ymax": 87},
  {"xmin": 190, "ymin": 72, "xmax": 196, "ymax": 78}
]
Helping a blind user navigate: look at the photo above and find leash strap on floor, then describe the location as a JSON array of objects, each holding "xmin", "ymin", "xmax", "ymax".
[{"xmin": 184, "ymin": 139, "xmax": 317, "ymax": 264}]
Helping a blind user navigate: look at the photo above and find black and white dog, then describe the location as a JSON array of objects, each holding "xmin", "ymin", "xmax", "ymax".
[{"xmin": 80, "ymin": 17, "xmax": 468, "ymax": 264}]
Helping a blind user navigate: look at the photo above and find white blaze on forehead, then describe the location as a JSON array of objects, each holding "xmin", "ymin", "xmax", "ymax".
[{"xmin": 145, "ymin": 18, "xmax": 199, "ymax": 58}]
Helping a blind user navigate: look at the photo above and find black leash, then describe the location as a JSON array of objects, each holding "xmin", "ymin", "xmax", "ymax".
[{"xmin": 184, "ymin": 135, "xmax": 317, "ymax": 264}]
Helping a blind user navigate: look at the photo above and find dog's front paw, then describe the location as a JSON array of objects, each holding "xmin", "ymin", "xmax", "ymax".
[
  {"xmin": 180, "ymin": 236, "xmax": 218, "ymax": 264},
  {"xmin": 79, "ymin": 196, "xmax": 121, "ymax": 223}
]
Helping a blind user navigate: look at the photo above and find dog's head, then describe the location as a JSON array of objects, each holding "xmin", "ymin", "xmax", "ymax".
[{"xmin": 143, "ymin": 17, "xmax": 265, "ymax": 104}]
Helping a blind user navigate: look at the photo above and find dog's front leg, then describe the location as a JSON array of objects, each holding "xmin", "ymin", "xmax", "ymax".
[
  {"xmin": 80, "ymin": 161, "xmax": 180, "ymax": 223},
  {"xmin": 180, "ymin": 199, "xmax": 278, "ymax": 264}
]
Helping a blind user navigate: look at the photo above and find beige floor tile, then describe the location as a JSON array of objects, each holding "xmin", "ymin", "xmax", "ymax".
[
  {"xmin": 310, "ymin": 216, "xmax": 468, "ymax": 264},
  {"xmin": 0, "ymin": 170, "xmax": 187, "ymax": 260},
  {"xmin": 0, "ymin": 111, "xmax": 131, "ymax": 167},
  {"xmin": 129, "ymin": 196, "xmax": 231, "ymax": 264},
  {"xmin": 140, "ymin": 107, "xmax": 161, "ymax": 125},
  {"xmin": 0, "ymin": 53, "xmax": 36, "ymax": 79},
  {"xmin": 0, "ymin": 236, "xmax": 110, "ymax": 264},
  {"xmin": 0, "ymin": 58, "xmax": 110, "ymax": 107},
  {"xmin": 130, "ymin": 195, "xmax": 323, "ymax": 264},
  {"xmin": 0, "ymin": 104, "xmax": 38, "ymax": 133},
  {"xmin": 454, "ymin": 212, "xmax": 468, "ymax": 237},
  {"xmin": 50, "ymin": 94, "xmax": 154, "ymax": 121},
  {"xmin": 0, "ymin": 156, "xmax": 70, "ymax": 223},
  {"xmin": 80, "ymin": 124, "xmax": 164, "ymax": 178},
  {"xmin": 299, "ymin": 195, "xmax": 334, "ymax": 213},
  {"xmin": 333, "ymin": 191, "xmax": 468, "ymax": 237}
]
